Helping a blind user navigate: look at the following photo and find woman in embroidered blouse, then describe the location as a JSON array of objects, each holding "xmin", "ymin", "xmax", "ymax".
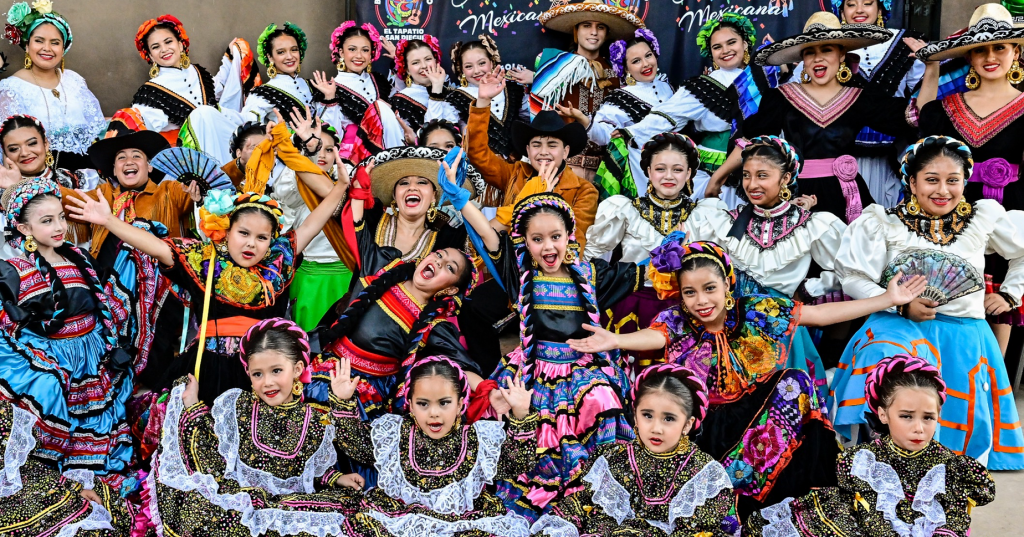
[
  {"xmin": 151, "ymin": 319, "xmax": 363, "ymax": 537},
  {"xmin": 532, "ymin": 364, "xmax": 740, "ymax": 537},
  {"xmin": 568, "ymin": 239, "xmax": 926, "ymax": 517},
  {"xmin": 0, "ymin": 179, "xmax": 136, "ymax": 491},
  {"xmin": 915, "ymin": 3, "xmax": 1024, "ymax": 354},
  {"xmin": 0, "ymin": 2, "xmax": 104, "ymax": 180},
  {"xmin": 333, "ymin": 355, "xmax": 537, "ymax": 537},
  {"xmin": 830, "ymin": 136, "xmax": 1024, "ymax": 470},
  {"xmin": 748, "ymin": 354, "xmax": 996, "ymax": 537},
  {"xmin": 66, "ymin": 123, "xmax": 349, "ymax": 407},
  {"xmin": 391, "ymin": 36, "xmax": 460, "ymax": 142}
]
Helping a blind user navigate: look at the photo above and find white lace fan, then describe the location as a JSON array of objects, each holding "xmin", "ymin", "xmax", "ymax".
[{"xmin": 880, "ymin": 249, "xmax": 984, "ymax": 305}]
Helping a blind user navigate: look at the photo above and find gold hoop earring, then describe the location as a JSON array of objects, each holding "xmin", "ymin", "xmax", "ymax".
[
  {"xmin": 625, "ymin": 73, "xmax": 636, "ymax": 86},
  {"xmin": 149, "ymin": 62, "xmax": 159, "ymax": 78},
  {"xmin": 836, "ymin": 62, "xmax": 852, "ymax": 83},
  {"xmin": 24, "ymin": 236, "xmax": 37, "ymax": 252},
  {"xmin": 23, "ymin": 53, "xmax": 32, "ymax": 70},
  {"xmin": 801, "ymin": 71, "xmax": 811, "ymax": 84},
  {"xmin": 743, "ymin": 49, "xmax": 750, "ymax": 65},
  {"xmin": 724, "ymin": 293, "xmax": 735, "ymax": 310},
  {"xmin": 1008, "ymin": 61, "xmax": 1024, "ymax": 84},
  {"xmin": 563, "ymin": 248, "xmax": 577, "ymax": 264},
  {"xmin": 45, "ymin": 150, "xmax": 54, "ymax": 168},
  {"xmin": 956, "ymin": 198, "xmax": 972, "ymax": 217},
  {"xmin": 780, "ymin": 185, "xmax": 792, "ymax": 201},
  {"xmin": 292, "ymin": 379, "xmax": 303, "ymax": 397},
  {"xmin": 405, "ymin": 74, "xmax": 412, "ymax": 86},
  {"xmin": 531, "ymin": 257, "xmax": 538, "ymax": 269},
  {"xmin": 296, "ymin": 62, "xmax": 301, "ymax": 74},
  {"xmin": 907, "ymin": 195, "xmax": 921, "ymax": 215},
  {"xmin": 179, "ymin": 52, "xmax": 191, "ymax": 69},
  {"xmin": 459, "ymin": 74, "xmax": 467, "ymax": 87},
  {"xmin": 426, "ymin": 202, "xmax": 438, "ymax": 223},
  {"xmin": 337, "ymin": 59, "xmax": 346, "ymax": 72},
  {"xmin": 965, "ymin": 67, "xmax": 980, "ymax": 90},
  {"xmin": 267, "ymin": 64, "xmax": 277, "ymax": 78}
]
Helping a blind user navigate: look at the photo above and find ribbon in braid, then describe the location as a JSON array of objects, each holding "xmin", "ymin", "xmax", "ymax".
[
  {"xmin": 0, "ymin": 114, "xmax": 44, "ymax": 142},
  {"xmin": 240, "ymin": 317, "xmax": 312, "ymax": 383},
  {"xmin": 898, "ymin": 135, "xmax": 974, "ymax": 193},
  {"xmin": 865, "ymin": 354, "xmax": 946, "ymax": 415},
  {"xmin": 404, "ymin": 249, "xmax": 480, "ymax": 364},
  {"xmin": 632, "ymin": 363, "xmax": 711, "ymax": 430},
  {"xmin": 396, "ymin": 355, "xmax": 471, "ymax": 414}
]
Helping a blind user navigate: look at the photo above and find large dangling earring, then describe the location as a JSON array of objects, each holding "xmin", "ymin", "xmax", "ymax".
[
  {"xmin": 531, "ymin": 257, "xmax": 539, "ymax": 269},
  {"xmin": 1008, "ymin": 60, "xmax": 1024, "ymax": 84},
  {"xmin": 801, "ymin": 71, "xmax": 811, "ymax": 84},
  {"xmin": 45, "ymin": 150, "xmax": 54, "ymax": 168},
  {"xmin": 267, "ymin": 64, "xmax": 277, "ymax": 78},
  {"xmin": 296, "ymin": 62, "xmax": 301, "ymax": 74},
  {"xmin": 292, "ymin": 379, "xmax": 303, "ymax": 397},
  {"xmin": 743, "ymin": 49, "xmax": 750, "ymax": 66},
  {"xmin": 24, "ymin": 236, "xmax": 37, "ymax": 253},
  {"xmin": 459, "ymin": 74, "xmax": 467, "ymax": 87},
  {"xmin": 405, "ymin": 74, "xmax": 412, "ymax": 86},
  {"xmin": 179, "ymin": 52, "xmax": 191, "ymax": 69},
  {"xmin": 563, "ymin": 248, "xmax": 577, "ymax": 264},
  {"xmin": 426, "ymin": 202, "xmax": 438, "ymax": 223},
  {"xmin": 965, "ymin": 67, "xmax": 980, "ymax": 90},
  {"xmin": 59, "ymin": 58, "xmax": 64, "ymax": 72},
  {"xmin": 149, "ymin": 62, "xmax": 159, "ymax": 78},
  {"xmin": 215, "ymin": 240, "xmax": 230, "ymax": 257},
  {"xmin": 23, "ymin": 53, "xmax": 32, "ymax": 70},
  {"xmin": 956, "ymin": 198, "xmax": 972, "ymax": 217},
  {"xmin": 876, "ymin": 12, "xmax": 885, "ymax": 27},
  {"xmin": 780, "ymin": 184, "xmax": 792, "ymax": 201},
  {"xmin": 724, "ymin": 292, "xmax": 735, "ymax": 310},
  {"xmin": 712, "ymin": 61, "xmax": 720, "ymax": 71},
  {"xmin": 836, "ymin": 62, "xmax": 852, "ymax": 83},
  {"xmin": 907, "ymin": 195, "xmax": 921, "ymax": 215},
  {"xmin": 625, "ymin": 73, "xmax": 636, "ymax": 86},
  {"xmin": 337, "ymin": 58, "xmax": 346, "ymax": 72}
]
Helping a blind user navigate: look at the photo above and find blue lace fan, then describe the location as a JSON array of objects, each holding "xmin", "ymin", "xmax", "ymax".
[
  {"xmin": 151, "ymin": 147, "xmax": 235, "ymax": 194},
  {"xmin": 880, "ymin": 249, "xmax": 983, "ymax": 305}
]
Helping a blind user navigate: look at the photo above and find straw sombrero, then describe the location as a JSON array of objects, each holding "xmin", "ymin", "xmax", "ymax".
[
  {"xmin": 754, "ymin": 12, "xmax": 891, "ymax": 66},
  {"xmin": 917, "ymin": 4, "xmax": 1024, "ymax": 62},
  {"xmin": 370, "ymin": 146, "xmax": 483, "ymax": 206},
  {"xmin": 539, "ymin": 0, "xmax": 645, "ymax": 42}
]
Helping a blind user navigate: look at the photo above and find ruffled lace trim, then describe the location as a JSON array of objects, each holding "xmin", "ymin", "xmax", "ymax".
[
  {"xmin": 371, "ymin": 414, "xmax": 506, "ymax": 515},
  {"xmin": 62, "ymin": 469, "xmax": 96, "ymax": 490},
  {"xmin": 54, "ymin": 502, "xmax": 115, "ymax": 537},
  {"xmin": 366, "ymin": 510, "xmax": 531, "ymax": 537},
  {"xmin": 582, "ymin": 455, "xmax": 634, "ymax": 524},
  {"xmin": 157, "ymin": 385, "xmax": 346, "ymax": 536},
  {"xmin": 759, "ymin": 497, "xmax": 799, "ymax": 537},
  {"xmin": 0, "ymin": 406, "xmax": 36, "ymax": 497},
  {"xmin": 213, "ymin": 389, "xmax": 338, "ymax": 495},
  {"xmin": 851, "ymin": 450, "xmax": 947, "ymax": 537},
  {"xmin": 531, "ymin": 514, "xmax": 581, "ymax": 537},
  {"xmin": 665, "ymin": 459, "xmax": 733, "ymax": 532}
]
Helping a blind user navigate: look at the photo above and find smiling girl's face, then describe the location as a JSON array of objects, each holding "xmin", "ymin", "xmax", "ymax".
[
  {"xmin": 393, "ymin": 176, "xmax": 436, "ymax": 219},
  {"xmin": 341, "ymin": 35, "xmax": 372, "ymax": 74},
  {"xmin": 270, "ymin": 34, "xmax": 301, "ymax": 76},
  {"xmin": 27, "ymin": 23, "xmax": 64, "ymax": 71},
  {"xmin": 246, "ymin": 349, "xmax": 304, "ymax": 406},
  {"xmin": 405, "ymin": 45, "xmax": 437, "ymax": 86},
  {"xmin": 678, "ymin": 266, "xmax": 729, "ymax": 329},
  {"xmin": 909, "ymin": 154, "xmax": 965, "ymax": 218},
  {"xmin": 801, "ymin": 43, "xmax": 844, "ymax": 85},
  {"xmin": 842, "ymin": 0, "xmax": 879, "ymax": 24},
  {"xmin": 460, "ymin": 48, "xmax": 494, "ymax": 86},
  {"xmin": 709, "ymin": 26, "xmax": 747, "ymax": 70},
  {"xmin": 525, "ymin": 211, "xmax": 570, "ymax": 275},
  {"xmin": 146, "ymin": 27, "xmax": 183, "ymax": 69},
  {"xmin": 969, "ymin": 43, "xmax": 1020, "ymax": 85},
  {"xmin": 647, "ymin": 148, "xmax": 691, "ymax": 200},
  {"xmin": 742, "ymin": 156, "xmax": 789, "ymax": 207},
  {"xmin": 3, "ymin": 126, "xmax": 49, "ymax": 176},
  {"xmin": 625, "ymin": 41, "xmax": 658, "ymax": 83}
]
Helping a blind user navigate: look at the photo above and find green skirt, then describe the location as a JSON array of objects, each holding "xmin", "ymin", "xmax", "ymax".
[{"xmin": 291, "ymin": 261, "xmax": 353, "ymax": 331}]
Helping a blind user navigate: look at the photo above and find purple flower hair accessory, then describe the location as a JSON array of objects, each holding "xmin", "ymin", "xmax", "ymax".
[
  {"xmin": 609, "ymin": 39, "xmax": 627, "ymax": 78},
  {"xmin": 651, "ymin": 240, "xmax": 685, "ymax": 273},
  {"xmin": 635, "ymin": 28, "xmax": 660, "ymax": 56}
]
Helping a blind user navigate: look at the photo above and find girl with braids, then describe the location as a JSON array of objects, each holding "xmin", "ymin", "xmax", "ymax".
[
  {"xmin": 569, "ymin": 239, "xmax": 927, "ymax": 517},
  {"xmin": 0, "ymin": 178, "xmax": 137, "ymax": 491},
  {"xmin": 149, "ymin": 318, "xmax": 363, "ymax": 536},
  {"xmin": 332, "ymin": 355, "xmax": 537, "ymax": 537},
  {"xmin": 748, "ymin": 354, "xmax": 996, "ymax": 537},
  {"xmin": 391, "ymin": 35, "xmax": 460, "ymax": 140},
  {"xmin": 682, "ymin": 136, "xmax": 843, "ymax": 394},
  {"xmin": 533, "ymin": 364, "xmax": 740, "ymax": 537},
  {"xmin": 439, "ymin": 153, "xmax": 644, "ymax": 520},
  {"xmin": 831, "ymin": 135, "xmax": 1024, "ymax": 470},
  {"xmin": 65, "ymin": 123, "xmax": 349, "ymax": 408},
  {"xmin": 585, "ymin": 133, "xmax": 719, "ymax": 373}
]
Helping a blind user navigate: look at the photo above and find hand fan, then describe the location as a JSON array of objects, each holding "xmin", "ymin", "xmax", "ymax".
[
  {"xmin": 880, "ymin": 249, "xmax": 983, "ymax": 305},
  {"xmin": 151, "ymin": 147, "xmax": 236, "ymax": 194}
]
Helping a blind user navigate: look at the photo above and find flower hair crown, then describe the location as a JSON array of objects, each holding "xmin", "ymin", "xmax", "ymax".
[
  {"xmin": 330, "ymin": 21, "xmax": 381, "ymax": 64},
  {"xmin": 609, "ymin": 28, "xmax": 660, "ymax": 78},
  {"xmin": 199, "ymin": 190, "xmax": 283, "ymax": 242},
  {"xmin": 257, "ymin": 22, "xmax": 308, "ymax": 66},
  {"xmin": 5, "ymin": 0, "xmax": 72, "ymax": 51}
]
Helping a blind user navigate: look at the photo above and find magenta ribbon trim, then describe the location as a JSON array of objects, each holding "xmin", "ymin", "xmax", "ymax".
[
  {"xmin": 972, "ymin": 158, "xmax": 1019, "ymax": 204},
  {"xmin": 801, "ymin": 155, "xmax": 862, "ymax": 223}
]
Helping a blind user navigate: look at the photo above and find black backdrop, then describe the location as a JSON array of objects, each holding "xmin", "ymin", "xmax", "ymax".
[{"xmin": 360, "ymin": 0, "xmax": 907, "ymax": 86}]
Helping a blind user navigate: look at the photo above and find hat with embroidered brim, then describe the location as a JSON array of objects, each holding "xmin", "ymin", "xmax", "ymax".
[
  {"xmin": 539, "ymin": 0, "xmax": 645, "ymax": 42},
  {"xmin": 754, "ymin": 11, "xmax": 892, "ymax": 66},
  {"xmin": 917, "ymin": 4, "xmax": 1024, "ymax": 62},
  {"xmin": 370, "ymin": 146, "xmax": 483, "ymax": 207}
]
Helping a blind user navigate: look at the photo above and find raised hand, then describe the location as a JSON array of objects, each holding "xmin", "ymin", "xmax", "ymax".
[
  {"xmin": 380, "ymin": 37, "xmax": 396, "ymax": 60},
  {"xmin": 566, "ymin": 324, "xmax": 619, "ymax": 354},
  {"xmin": 182, "ymin": 373, "xmax": 200, "ymax": 408},
  {"xmin": 886, "ymin": 272, "xmax": 927, "ymax": 306},
  {"xmin": 66, "ymin": 190, "xmax": 113, "ymax": 225},
  {"xmin": 425, "ymin": 63, "xmax": 447, "ymax": 92},
  {"xmin": 507, "ymin": 67, "xmax": 534, "ymax": 85},
  {"xmin": 536, "ymin": 159, "xmax": 560, "ymax": 192},
  {"xmin": 0, "ymin": 156, "xmax": 21, "ymax": 189},
  {"xmin": 903, "ymin": 37, "xmax": 930, "ymax": 60},
  {"xmin": 329, "ymin": 357, "xmax": 361, "ymax": 401},
  {"xmin": 488, "ymin": 388, "xmax": 512, "ymax": 421},
  {"xmin": 498, "ymin": 376, "xmax": 534, "ymax": 420},
  {"xmin": 476, "ymin": 68, "xmax": 506, "ymax": 102},
  {"xmin": 554, "ymin": 103, "xmax": 590, "ymax": 128},
  {"xmin": 311, "ymin": 71, "xmax": 337, "ymax": 101}
]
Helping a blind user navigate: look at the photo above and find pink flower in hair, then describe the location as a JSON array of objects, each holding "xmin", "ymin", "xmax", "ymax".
[{"xmin": 329, "ymin": 22, "xmax": 382, "ymax": 63}]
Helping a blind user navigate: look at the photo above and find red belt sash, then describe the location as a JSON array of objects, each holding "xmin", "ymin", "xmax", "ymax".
[{"xmin": 325, "ymin": 336, "xmax": 401, "ymax": 377}]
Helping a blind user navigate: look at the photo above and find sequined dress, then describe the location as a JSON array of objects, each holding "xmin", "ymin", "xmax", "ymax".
[
  {"xmin": 650, "ymin": 296, "xmax": 839, "ymax": 518},
  {"xmin": 747, "ymin": 436, "xmax": 996, "ymax": 537},
  {"xmin": 149, "ymin": 385, "xmax": 360, "ymax": 536},
  {"xmin": 532, "ymin": 439, "xmax": 740, "ymax": 537},
  {"xmin": 334, "ymin": 400, "xmax": 538, "ymax": 537}
]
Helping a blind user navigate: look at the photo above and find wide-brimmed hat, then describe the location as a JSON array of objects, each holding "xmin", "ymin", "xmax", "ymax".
[
  {"xmin": 370, "ymin": 146, "xmax": 483, "ymax": 206},
  {"xmin": 539, "ymin": 0, "xmax": 645, "ymax": 42},
  {"xmin": 917, "ymin": 4, "xmax": 1024, "ymax": 62},
  {"xmin": 511, "ymin": 110, "xmax": 588, "ymax": 159},
  {"xmin": 754, "ymin": 12, "xmax": 891, "ymax": 66},
  {"xmin": 88, "ymin": 112, "xmax": 170, "ymax": 178}
]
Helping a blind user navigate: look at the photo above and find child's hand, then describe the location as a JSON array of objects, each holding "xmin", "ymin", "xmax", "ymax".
[
  {"xmin": 488, "ymin": 387, "xmax": 512, "ymax": 420},
  {"xmin": 337, "ymin": 472, "xmax": 365, "ymax": 491},
  {"xmin": 499, "ymin": 376, "xmax": 533, "ymax": 420},
  {"xmin": 79, "ymin": 488, "xmax": 101, "ymax": 504},
  {"xmin": 886, "ymin": 272, "xmax": 927, "ymax": 306},
  {"xmin": 65, "ymin": 190, "xmax": 114, "ymax": 226},
  {"xmin": 329, "ymin": 358, "xmax": 361, "ymax": 401},
  {"xmin": 566, "ymin": 324, "xmax": 619, "ymax": 354},
  {"xmin": 182, "ymin": 374, "xmax": 200, "ymax": 408}
]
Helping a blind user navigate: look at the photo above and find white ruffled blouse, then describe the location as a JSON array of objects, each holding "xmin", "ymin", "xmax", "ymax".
[
  {"xmin": 395, "ymin": 84, "xmax": 461, "ymax": 126},
  {"xmin": 623, "ymin": 67, "xmax": 741, "ymax": 148},
  {"xmin": 588, "ymin": 78, "xmax": 674, "ymax": 146},
  {"xmin": 835, "ymin": 201, "xmax": 1024, "ymax": 318},
  {"xmin": 241, "ymin": 74, "xmax": 318, "ymax": 124},
  {"xmin": 0, "ymin": 69, "xmax": 105, "ymax": 156}
]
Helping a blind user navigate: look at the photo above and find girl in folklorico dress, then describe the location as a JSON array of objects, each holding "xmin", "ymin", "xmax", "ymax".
[
  {"xmin": 0, "ymin": 1, "xmax": 105, "ymax": 180},
  {"xmin": 532, "ymin": 363, "xmax": 740, "ymax": 537},
  {"xmin": 915, "ymin": 3, "xmax": 1024, "ymax": 355},
  {"xmin": 390, "ymin": 35, "xmax": 460, "ymax": 140},
  {"xmin": 331, "ymin": 355, "xmax": 537, "ymax": 537},
  {"xmin": 438, "ymin": 157, "xmax": 643, "ymax": 520},
  {"xmin": 65, "ymin": 123, "xmax": 349, "ymax": 408},
  {"xmin": 585, "ymin": 133, "xmax": 718, "ymax": 373},
  {"xmin": 830, "ymin": 135, "xmax": 1024, "ymax": 469},
  {"xmin": 149, "ymin": 319, "xmax": 364, "ymax": 536},
  {"xmin": 0, "ymin": 178, "xmax": 140, "ymax": 492},
  {"xmin": 747, "ymin": 354, "xmax": 996, "ymax": 537},
  {"xmin": 568, "ymin": 239, "xmax": 927, "ymax": 517},
  {"xmin": 683, "ymin": 136, "xmax": 845, "ymax": 397}
]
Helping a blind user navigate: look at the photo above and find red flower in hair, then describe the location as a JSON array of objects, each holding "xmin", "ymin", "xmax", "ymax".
[
  {"xmin": 4, "ymin": 24, "xmax": 21, "ymax": 45},
  {"xmin": 134, "ymin": 14, "xmax": 190, "ymax": 62}
]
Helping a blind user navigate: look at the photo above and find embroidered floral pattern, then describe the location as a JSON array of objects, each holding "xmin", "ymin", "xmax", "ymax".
[
  {"xmin": 632, "ymin": 195, "xmax": 695, "ymax": 236},
  {"xmin": 742, "ymin": 423, "xmax": 786, "ymax": 472},
  {"xmin": 887, "ymin": 202, "xmax": 975, "ymax": 246},
  {"xmin": 729, "ymin": 201, "xmax": 813, "ymax": 251},
  {"xmin": 943, "ymin": 91, "xmax": 1024, "ymax": 147}
]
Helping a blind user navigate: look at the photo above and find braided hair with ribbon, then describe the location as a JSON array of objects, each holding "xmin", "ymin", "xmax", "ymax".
[
  {"xmin": 729, "ymin": 135, "xmax": 802, "ymax": 238},
  {"xmin": 330, "ymin": 21, "xmax": 381, "ymax": 65},
  {"xmin": 239, "ymin": 317, "xmax": 313, "ymax": 384},
  {"xmin": 648, "ymin": 239, "xmax": 736, "ymax": 302},
  {"xmin": 898, "ymin": 135, "xmax": 974, "ymax": 195},
  {"xmin": 394, "ymin": 355, "xmax": 471, "ymax": 415},
  {"xmin": 864, "ymin": 353, "xmax": 946, "ymax": 434},
  {"xmin": 632, "ymin": 363, "xmax": 710, "ymax": 432}
]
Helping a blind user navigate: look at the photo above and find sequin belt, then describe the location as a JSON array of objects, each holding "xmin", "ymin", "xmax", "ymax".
[
  {"xmin": 325, "ymin": 336, "xmax": 400, "ymax": 376},
  {"xmin": 802, "ymin": 155, "xmax": 862, "ymax": 223},
  {"xmin": 972, "ymin": 158, "xmax": 1019, "ymax": 204}
]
